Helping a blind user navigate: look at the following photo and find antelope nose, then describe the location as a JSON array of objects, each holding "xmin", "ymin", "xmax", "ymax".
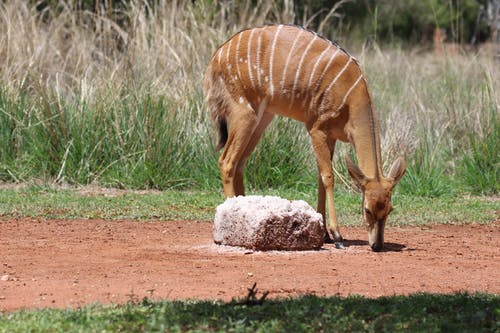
[{"xmin": 371, "ymin": 242, "xmax": 383, "ymax": 252}]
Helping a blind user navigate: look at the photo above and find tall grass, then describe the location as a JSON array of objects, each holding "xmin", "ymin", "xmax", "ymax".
[
  {"xmin": 361, "ymin": 49, "xmax": 499, "ymax": 196},
  {"xmin": 0, "ymin": 0, "xmax": 498, "ymax": 195},
  {"xmin": 460, "ymin": 106, "xmax": 499, "ymax": 194}
]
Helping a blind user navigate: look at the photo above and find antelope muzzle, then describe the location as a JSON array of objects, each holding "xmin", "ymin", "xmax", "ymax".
[{"xmin": 368, "ymin": 219, "xmax": 386, "ymax": 252}]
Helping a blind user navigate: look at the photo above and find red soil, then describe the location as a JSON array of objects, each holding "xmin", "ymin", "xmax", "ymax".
[{"xmin": 1, "ymin": 218, "xmax": 499, "ymax": 312}]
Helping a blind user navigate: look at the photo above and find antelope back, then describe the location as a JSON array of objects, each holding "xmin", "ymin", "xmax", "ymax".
[{"xmin": 205, "ymin": 25, "xmax": 368, "ymax": 122}]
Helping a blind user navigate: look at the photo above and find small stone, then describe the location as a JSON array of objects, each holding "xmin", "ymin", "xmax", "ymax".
[{"xmin": 1, "ymin": 275, "xmax": 9, "ymax": 282}]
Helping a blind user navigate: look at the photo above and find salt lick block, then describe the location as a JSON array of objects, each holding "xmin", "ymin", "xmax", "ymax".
[{"xmin": 213, "ymin": 195, "xmax": 324, "ymax": 251}]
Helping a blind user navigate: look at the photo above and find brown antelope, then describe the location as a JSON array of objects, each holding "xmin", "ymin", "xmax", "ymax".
[
  {"xmin": 433, "ymin": 28, "xmax": 460, "ymax": 56},
  {"xmin": 204, "ymin": 25, "xmax": 406, "ymax": 251}
]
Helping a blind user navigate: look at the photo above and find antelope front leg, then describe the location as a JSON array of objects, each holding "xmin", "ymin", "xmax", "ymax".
[
  {"xmin": 317, "ymin": 139, "xmax": 336, "ymax": 244},
  {"xmin": 327, "ymin": 191, "xmax": 344, "ymax": 248},
  {"xmin": 317, "ymin": 173, "xmax": 331, "ymax": 242},
  {"xmin": 309, "ymin": 129, "xmax": 344, "ymax": 248}
]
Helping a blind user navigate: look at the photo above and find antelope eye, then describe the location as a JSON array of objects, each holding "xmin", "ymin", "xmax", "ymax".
[{"xmin": 364, "ymin": 208, "xmax": 373, "ymax": 216}]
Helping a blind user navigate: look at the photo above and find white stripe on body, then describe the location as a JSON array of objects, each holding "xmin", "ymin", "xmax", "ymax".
[
  {"xmin": 225, "ymin": 39, "xmax": 233, "ymax": 75},
  {"xmin": 323, "ymin": 56, "xmax": 353, "ymax": 95},
  {"xmin": 217, "ymin": 47, "xmax": 223, "ymax": 66},
  {"xmin": 313, "ymin": 47, "xmax": 341, "ymax": 93},
  {"xmin": 256, "ymin": 29, "xmax": 263, "ymax": 88},
  {"xmin": 290, "ymin": 35, "xmax": 318, "ymax": 106},
  {"xmin": 307, "ymin": 47, "xmax": 342, "ymax": 111},
  {"xmin": 335, "ymin": 73, "xmax": 364, "ymax": 113},
  {"xmin": 280, "ymin": 30, "xmax": 304, "ymax": 93},
  {"xmin": 303, "ymin": 43, "xmax": 332, "ymax": 107},
  {"xmin": 247, "ymin": 29, "xmax": 256, "ymax": 90},
  {"xmin": 269, "ymin": 25, "xmax": 283, "ymax": 97},
  {"xmin": 235, "ymin": 32, "xmax": 243, "ymax": 81},
  {"xmin": 307, "ymin": 43, "xmax": 332, "ymax": 89}
]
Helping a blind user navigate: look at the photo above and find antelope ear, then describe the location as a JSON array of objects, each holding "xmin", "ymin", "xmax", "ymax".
[
  {"xmin": 387, "ymin": 157, "xmax": 406, "ymax": 187},
  {"xmin": 345, "ymin": 156, "xmax": 368, "ymax": 189}
]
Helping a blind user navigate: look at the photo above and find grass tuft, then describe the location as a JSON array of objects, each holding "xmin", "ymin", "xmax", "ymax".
[{"xmin": 460, "ymin": 108, "xmax": 499, "ymax": 195}]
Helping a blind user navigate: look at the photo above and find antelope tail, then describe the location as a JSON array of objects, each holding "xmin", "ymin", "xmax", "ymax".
[
  {"xmin": 216, "ymin": 116, "xmax": 228, "ymax": 151},
  {"xmin": 204, "ymin": 63, "xmax": 228, "ymax": 151}
]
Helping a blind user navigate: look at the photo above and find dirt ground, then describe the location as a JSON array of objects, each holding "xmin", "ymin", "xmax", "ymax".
[{"xmin": 1, "ymin": 217, "xmax": 499, "ymax": 312}]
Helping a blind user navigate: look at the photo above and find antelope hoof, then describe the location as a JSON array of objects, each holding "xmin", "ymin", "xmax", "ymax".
[
  {"xmin": 324, "ymin": 232, "xmax": 334, "ymax": 244},
  {"xmin": 335, "ymin": 241, "xmax": 345, "ymax": 250},
  {"xmin": 331, "ymin": 232, "xmax": 344, "ymax": 249}
]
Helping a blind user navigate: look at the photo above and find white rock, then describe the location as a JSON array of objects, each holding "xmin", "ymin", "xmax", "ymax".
[{"xmin": 213, "ymin": 195, "xmax": 324, "ymax": 251}]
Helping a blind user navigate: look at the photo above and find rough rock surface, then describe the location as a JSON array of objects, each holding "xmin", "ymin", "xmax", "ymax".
[{"xmin": 213, "ymin": 195, "xmax": 325, "ymax": 251}]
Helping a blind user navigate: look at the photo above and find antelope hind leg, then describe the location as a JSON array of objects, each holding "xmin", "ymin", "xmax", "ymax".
[
  {"xmin": 218, "ymin": 106, "xmax": 259, "ymax": 198},
  {"xmin": 234, "ymin": 112, "xmax": 274, "ymax": 196}
]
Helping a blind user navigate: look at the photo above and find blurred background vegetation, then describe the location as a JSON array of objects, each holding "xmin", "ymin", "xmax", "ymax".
[
  {"xmin": 31, "ymin": 0, "xmax": 499, "ymax": 45},
  {"xmin": 0, "ymin": 0, "xmax": 498, "ymax": 195}
]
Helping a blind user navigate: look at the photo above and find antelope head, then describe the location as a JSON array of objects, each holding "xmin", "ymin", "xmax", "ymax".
[{"xmin": 346, "ymin": 157, "xmax": 406, "ymax": 252}]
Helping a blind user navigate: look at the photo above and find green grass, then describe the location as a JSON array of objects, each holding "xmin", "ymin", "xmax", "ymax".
[
  {"xmin": 397, "ymin": 144, "xmax": 452, "ymax": 198},
  {"xmin": 0, "ymin": 293, "xmax": 498, "ymax": 332},
  {"xmin": 0, "ymin": 90, "xmax": 221, "ymax": 190},
  {"xmin": 0, "ymin": 187, "xmax": 497, "ymax": 225},
  {"xmin": 460, "ymin": 108, "xmax": 500, "ymax": 195},
  {"xmin": 0, "ymin": 187, "xmax": 219, "ymax": 221}
]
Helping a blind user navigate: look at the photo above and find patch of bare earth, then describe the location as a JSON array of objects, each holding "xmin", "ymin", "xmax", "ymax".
[{"xmin": 0, "ymin": 218, "xmax": 499, "ymax": 312}]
